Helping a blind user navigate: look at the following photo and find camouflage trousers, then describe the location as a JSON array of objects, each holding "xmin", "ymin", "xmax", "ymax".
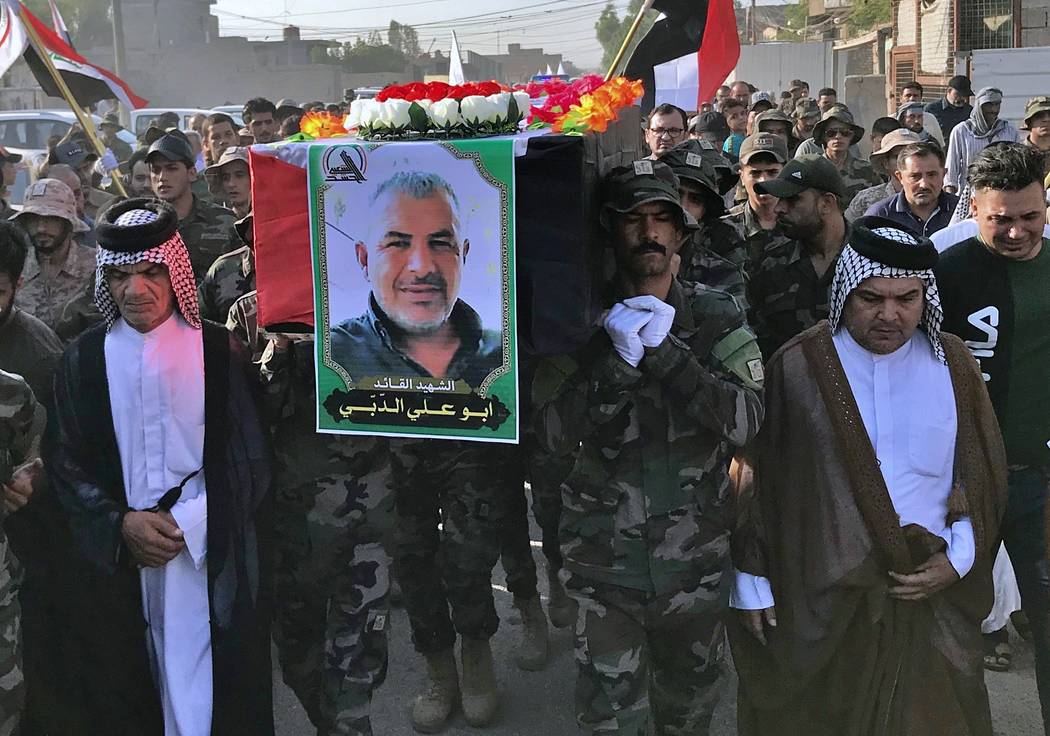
[
  {"xmin": 388, "ymin": 439, "xmax": 512, "ymax": 654},
  {"xmin": 500, "ymin": 439, "xmax": 570, "ymax": 599},
  {"xmin": 565, "ymin": 569, "xmax": 729, "ymax": 736},
  {"xmin": 272, "ymin": 431, "xmax": 394, "ymax": 736},
  {"xmin": 0, "ymin": 538, "xmax": 23, "ymax": 736}
]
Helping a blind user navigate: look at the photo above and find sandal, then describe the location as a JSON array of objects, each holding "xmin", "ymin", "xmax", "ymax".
[{"xmin": 983, "ymin": 641, "xmax": 1013, "ymax": 672}]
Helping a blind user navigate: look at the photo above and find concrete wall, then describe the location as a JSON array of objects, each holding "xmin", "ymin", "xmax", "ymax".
[
  {"xmin": 731, "ymin": 42, "xmax": 837, "ymax": 95},
  {"xmin": 843, "ymin": 74, "xmax": 889, "ymax": 157},
  {"xmin": 970, "ymin": 46, "xmax": 1050, "ymax": 127},
  {"xmin": 1022, "ymin": 0, "xmax": 1050, "ymax": 46}
]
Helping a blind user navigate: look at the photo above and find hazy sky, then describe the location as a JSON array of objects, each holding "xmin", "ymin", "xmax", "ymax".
[{"xmin": 213, "ymin": 0, "xmax": 635, "ymax": 71}]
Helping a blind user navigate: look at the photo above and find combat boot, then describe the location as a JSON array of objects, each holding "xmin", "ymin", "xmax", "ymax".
[
  {"xmin": 513, "ymin": 595, "xmax": 549, "ymax": 671},
  {"xmin": 460, "ymin": 637, "xmax": 499, "ymax": 727},
  {"xmin": 546, "ymin": 567, "xmax": 576, "ymax": 629},
  {"xmin": 411, "ymin": 648, "xmax": 460, "ymax": 733}
]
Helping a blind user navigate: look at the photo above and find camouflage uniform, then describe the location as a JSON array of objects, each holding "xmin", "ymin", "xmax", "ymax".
[
  {"xmin": 18, "ymin": 243, "xmax": 97, "ymax": 335},
  {"xmin": 178, "ymin": 195, "xmax": 237, "ymax": 283},
  {"xmin": 199, "ymin": 244, "xmax": 255, "ymax": 323},
  {"xmin": 534, "ymin": 280, "xmax": 764, "ymax": 735},
  {"xmin": 228, "ymin": 293, "xmax": 394, "ymax": 736},
  {"xmin": 0, "ymin": 370, "xmax": 44, "ymax": 736},
  {"xmin": 835, "ymin": 154, "xmax": 882, "ymax": 206},
  {"xmin": 723, "ymin": 201, "xmax": 792, "ymax": 267},
  {"xmin": 387, "ymin": 438, "xmax": 513, "ymax": 653},
  {"xmin": 678, "ymin": 220, "xmax": 748, "ymax": 309},
  {"xmin": 844, "ymin": 180, "xmax": 896, "ymax": 222},
  {"xmin": 745, "ymin": 235, "xmax": 842, "ymax": 361}
]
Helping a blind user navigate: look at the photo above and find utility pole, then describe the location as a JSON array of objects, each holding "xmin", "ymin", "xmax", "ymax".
[
  {"xmin": 111, "ymin": 0, "xmax": 127, "ymax": 123},
  {"xmin": 750, "ymin": 0, "xmax": 757, "ymax": 44}
]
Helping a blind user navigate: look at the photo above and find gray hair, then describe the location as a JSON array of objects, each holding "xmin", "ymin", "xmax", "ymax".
[{"xmin": 369, "ymin": 171, "xmax": 462, "ymax": 233}]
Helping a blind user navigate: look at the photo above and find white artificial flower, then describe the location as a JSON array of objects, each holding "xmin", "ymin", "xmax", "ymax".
[
  {"xmin": 486, "ymin": 92, "xmax": 513, "ymax": 122},
  {"xmin": 460, "ymin": 95, "xmax": 498, "ymax": 125},
  {"xmin": 428, "ymin": 98, "xmax": 461, "ymax": 127},
  {"xmin": 512, "ymin": 91, "xmax": 532, "ymax": 121},
  {"xmin": 357, "ymin": 100, "xmax": 383, "ymax": 128},
  {"xmin": 379, "ymin": 99, "xmax": 412, "ymax": 129}
]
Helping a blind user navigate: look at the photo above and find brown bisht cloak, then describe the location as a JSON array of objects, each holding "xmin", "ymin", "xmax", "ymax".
[{"xmin": 729, "ymin": 322, "xmax": 1007, "ymax": 736}]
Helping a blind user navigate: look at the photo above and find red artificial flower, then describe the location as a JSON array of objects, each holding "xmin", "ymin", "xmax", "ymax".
[
  {"xmin": 399, "ymin": 82, "xmax": 427, "ymax": 102},
  {"xmin": 375, "ymin": 83, "xmax": 403, "ymax": 102},
  {"xmin": 425, "ymin": 81, "xmax": 451, "ymax": 101},
  {"xmin": 475, "ymin": 80, "xmax": 502, "ymax": 96}
]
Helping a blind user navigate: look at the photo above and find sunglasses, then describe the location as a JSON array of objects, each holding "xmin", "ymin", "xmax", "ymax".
[{"xmin": 825, "ymin": 127, "xmax": 853, "ymax": 138}]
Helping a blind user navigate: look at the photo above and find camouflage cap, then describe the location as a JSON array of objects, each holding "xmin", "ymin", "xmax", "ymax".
[
  {"xmin": 1023, "ymin": 96, "xmax": 1050, "ymax": 128},
  {"xmin": 204, "ymin": 146, "xmax": 250, "ymax": 178},
  {"xmin": 601, "ymin": 160, "xmax": 698, "ymax": 230},
  {"xmin": 12, "ymin": 178, "xmax": 89, "ymax": 233},
  {"xmin": 795, "ymin": 98, "xmax": 820, "ymax": 120},
  {"xmin": 739, "ymin": 133, "xmax": 788, "ymax": 165},
  {"xmin": 754, "ymin": 154, "xmax": 845, "ymax": 200},
  {"xmin": 812, "ymin": 107, "xmax": 865, "ymax": 145},
  {"xmin": 100, "ymin": 112, "xmax": 124, "ymax": 130},
  {"xmin": 660, "ymin": 141, "xmax": 725, "ymax": 215},
  {"xmin": 754, "ymin": 109, "xmax": 794, "ymax": 132}
]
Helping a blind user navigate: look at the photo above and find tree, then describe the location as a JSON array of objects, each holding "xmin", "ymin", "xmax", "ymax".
[
  {"xmin": 847, "ymin": 0, "xmax": 891, "ymax": 33},
  {"xmin": 594, "ymin": 0, "xmax": 655, "ymax": 74},
  {"xmin": 777, "ymin": 0, "xmax": 809, "ymax": 42},
  {"xmin": 388, "ymin": 20, "xmax": 421, "ymax": 58},
  {"xmin": 24, "ymin": 0, "xmax": 114, "ymax": 49},
  {"xmin": 335, "ymin": 36, "xmax": 406, "ymax": 73}
]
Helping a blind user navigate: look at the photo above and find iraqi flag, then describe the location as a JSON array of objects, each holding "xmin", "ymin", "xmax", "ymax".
[
  {"xmin": 0, "ymin": 1, "xmax": 147, "ymax": 109},
  {"xmin": 624, "ymin": 0, "xmax": 739, "ymax": 112}
]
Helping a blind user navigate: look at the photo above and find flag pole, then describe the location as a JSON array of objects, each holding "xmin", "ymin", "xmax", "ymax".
[
  {"xmin": 14, "ymin": 2, "xmax": 128, "ymax": 196},
  {"xmin": 604, "ymin": 0, "xmax": 655, "ymax": 82}
]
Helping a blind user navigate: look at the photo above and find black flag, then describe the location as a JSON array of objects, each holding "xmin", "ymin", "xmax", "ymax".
[{"xmin": 624, "ymin": 0, "xmax": 709, "ymax": 113}]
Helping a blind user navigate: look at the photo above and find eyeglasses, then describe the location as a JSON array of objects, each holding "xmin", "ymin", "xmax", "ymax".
[
  {"xmin": 649, "ymin": 127, "xmax": 685, "ymax": 139},
  {"xmin": 825, "ymin": 127, "xmax": 853, "ymax": 138}
]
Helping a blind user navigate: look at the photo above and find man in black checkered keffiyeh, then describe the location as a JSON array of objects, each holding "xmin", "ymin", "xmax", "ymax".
[
  {"xmin": 829, "ymin": 215, "xmax": 945, "ymax": 363},
  {"xmin": 94, "ymin": 198, "xmax": 201, "ymax": 330}
]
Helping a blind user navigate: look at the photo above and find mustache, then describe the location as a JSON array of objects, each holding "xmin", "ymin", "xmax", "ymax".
[
  {"xmin": 401, "ymin": 272, "xmax": 448, "ymax": 291},
  {"xmin": 631, "ymin": 240, "xmax": 667, "ymax": 256}
]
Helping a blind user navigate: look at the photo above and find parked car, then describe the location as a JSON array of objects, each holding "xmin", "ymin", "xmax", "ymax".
[
  {"xmin": 128, "ymin": 107, "xmax": 213, "ymax": 138},
  {"xmin": 0, "ymin": 110, "xmax": 137, "ymax": 205},
  {"xmin": 210, "ymin": 105, "xmax": 245, "ymax": 127}
]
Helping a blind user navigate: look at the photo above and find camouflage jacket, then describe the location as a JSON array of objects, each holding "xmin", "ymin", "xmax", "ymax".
[
  {"xmin": 19, "ymin": 242, "xmax": 97, "ymax": 335},
  {"xmin": 178, "ymin": 195, "xmax": 237, "ymax": 283},
  {"xmin": 533, "ymin": 279, "xmax": 764, "ymax": 593},
  {"xmin": 845, "ymin": 180, "xmax": 896, "ymax": 222},
  {"xmin": 0, "ymin": 370, "xmax": 44, "ymax": 526},
  {"xmin": 835, "ymin": 154, "xmax": 882, "ymax": 205},
  {"xmin": 199, "ymin": 244, "xmax": 255, "ymax": 324},
  {"xmin": 746, "ymin": 233, "xmax": 844, "ymax": 361},
  {"xmin": 678, "ymin": 220, "xmax": 748, "ymax": 309},
  {"xmin": 723, "ymin": 201, "xmax": 793, "ymax": 268}
]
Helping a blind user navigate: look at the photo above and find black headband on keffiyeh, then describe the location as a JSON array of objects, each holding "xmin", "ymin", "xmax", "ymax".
[
  {"xmin": 94, "ymin": 198, "xmax": 201, "ymax": 329},
  {"xmin": 829, "ymin": 216, "xmax": 945, "ymax": 363}
]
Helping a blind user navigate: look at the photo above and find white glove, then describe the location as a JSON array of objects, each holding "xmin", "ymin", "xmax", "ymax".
[
  {"xmin": 97, "ymin": 148, "xmax": 119, "ymax": 173},
  {"xmin": 603, "ymin": 303, "xmax": 652, "ymax": 367},
  {"xmin": 623, "ymin": 295, "xmax": 675, "ymax": 348}
]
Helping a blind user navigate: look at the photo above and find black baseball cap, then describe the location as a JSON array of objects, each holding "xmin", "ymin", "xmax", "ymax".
[
  {"xmin": 54, "ymin": 140, "xmax": 97, "ymax": 168},
  {"xmin": 947, "ymin": 75, "xmax": 974, "ymax": 97},
  {"xmin": 146, "ymin": 132, "xmax": 194, "ymax": 166},
  {"xmin": 754, "ymin": 154, "xmax": 845, "ymax": 199}
]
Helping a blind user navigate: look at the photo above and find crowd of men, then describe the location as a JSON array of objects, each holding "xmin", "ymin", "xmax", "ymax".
[{"xmin": 0, "ymin": 72, "xmax": 1047, "ymax": 736}]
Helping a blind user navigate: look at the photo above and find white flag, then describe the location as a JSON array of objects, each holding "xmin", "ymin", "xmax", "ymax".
[
  {"xmin": 448, "ymin": 30, "xmax": 465, "ymax": 85},
  {"xmin": 0, "ymin": 1, "xmax": 29, "ymax": 80}
]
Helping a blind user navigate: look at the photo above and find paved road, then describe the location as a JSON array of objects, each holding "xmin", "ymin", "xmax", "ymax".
[{"xmin": 275, "ymin": 550, "xmax": 1042, "ymax": 735}]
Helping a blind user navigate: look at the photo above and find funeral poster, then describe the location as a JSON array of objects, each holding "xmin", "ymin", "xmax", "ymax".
[{"xmin": 309, "ymin": 138, "xmax": 519, "ymax": 443}]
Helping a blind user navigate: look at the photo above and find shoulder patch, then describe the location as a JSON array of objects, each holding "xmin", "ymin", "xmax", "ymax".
[{"xmin": 712, "ymin": 326, "xmax": 764, "ymax": 390}]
